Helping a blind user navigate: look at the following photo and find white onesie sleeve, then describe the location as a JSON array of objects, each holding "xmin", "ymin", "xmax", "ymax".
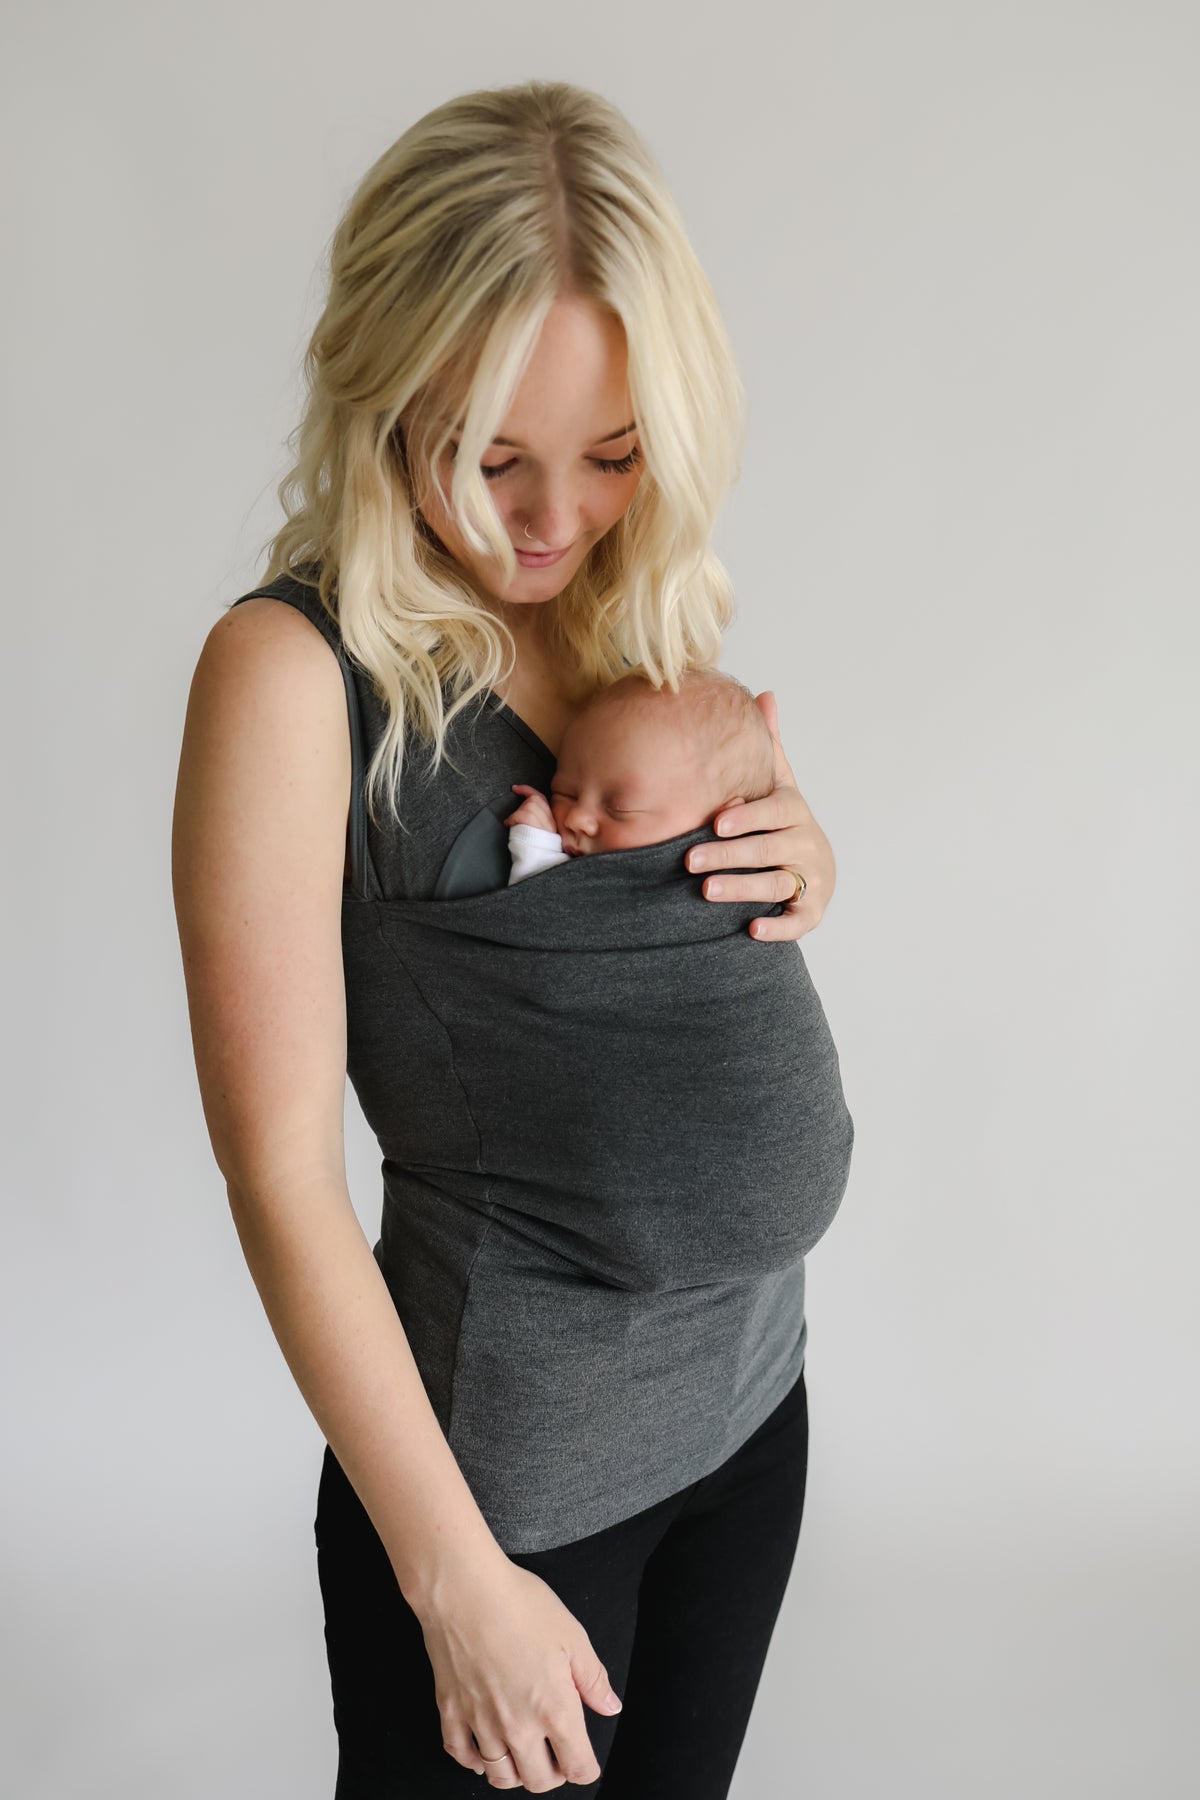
[{"xmin": 507, "ymin": 822, "xmax": 572, "ymax": 885}]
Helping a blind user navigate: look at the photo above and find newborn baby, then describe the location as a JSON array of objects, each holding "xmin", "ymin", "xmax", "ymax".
[{"xmin": 502, "ymin": 666, "xmax": 777, "ymax": 884}]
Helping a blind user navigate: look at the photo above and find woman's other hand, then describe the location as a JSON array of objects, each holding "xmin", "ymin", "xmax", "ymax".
[
  {"xmin": 416, "ymin": 1556, "xmax": 623, "ymax": 1787},
  {"xmin": 686, "ymin": 691, "xmax": 836, "ymax": 943}
]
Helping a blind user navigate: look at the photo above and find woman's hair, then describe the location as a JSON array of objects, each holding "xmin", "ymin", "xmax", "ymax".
[{"xmin": 255, "ymin": 78, "xmax": 747, "ymax": 830}]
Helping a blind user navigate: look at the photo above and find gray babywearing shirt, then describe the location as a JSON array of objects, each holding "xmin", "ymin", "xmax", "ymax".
[{"xmin": 228, "ymin": 571, "xmax": 855, "ymax": 1553}]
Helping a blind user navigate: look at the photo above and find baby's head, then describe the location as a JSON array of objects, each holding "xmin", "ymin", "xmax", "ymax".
[{"xmin": 550, "ymin": 668, "xmax": 777, "ymax": 857}]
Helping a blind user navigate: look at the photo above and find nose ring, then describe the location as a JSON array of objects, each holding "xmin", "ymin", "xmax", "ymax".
[{"xmin": 525, "ymin": 523, "xmax": 533, "ymax": 539}]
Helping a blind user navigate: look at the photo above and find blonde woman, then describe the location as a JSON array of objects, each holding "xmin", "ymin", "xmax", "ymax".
[{"xmin": 173, "ymin": 80, "xmax": 852, "ymax": 1798}]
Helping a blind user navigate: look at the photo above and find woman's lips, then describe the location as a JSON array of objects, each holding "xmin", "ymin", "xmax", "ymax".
[{"xmin": 515, "ymin": 542, "xmax": 572, "ymax": 567}]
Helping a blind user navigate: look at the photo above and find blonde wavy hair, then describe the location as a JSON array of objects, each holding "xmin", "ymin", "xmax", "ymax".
[{"xmin": 253, "ymin": 78, "xmax": 747, "ymax": 830}]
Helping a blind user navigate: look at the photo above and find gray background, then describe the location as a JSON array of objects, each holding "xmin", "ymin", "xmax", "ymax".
[{"xmin": 3, "ymin": 1, "xmax": 1197, "ymax": 1794}]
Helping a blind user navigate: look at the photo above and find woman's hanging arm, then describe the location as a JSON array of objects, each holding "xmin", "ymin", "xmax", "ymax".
[{"xmin": 170, "ymin": 599, "xmax": 506, "ymax": 1615}]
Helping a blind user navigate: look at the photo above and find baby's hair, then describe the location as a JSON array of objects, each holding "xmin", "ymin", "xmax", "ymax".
[{"xmin": 580, "ymin": 666, "xmax": 777, "ymax": 805}]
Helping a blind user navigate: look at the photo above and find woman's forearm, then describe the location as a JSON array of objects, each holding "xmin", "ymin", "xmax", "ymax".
[{"xmin": 226, "ymin": 1173, "xmax": 506, "ymax": 1619}]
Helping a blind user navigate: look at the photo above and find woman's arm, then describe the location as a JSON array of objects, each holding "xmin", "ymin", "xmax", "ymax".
[
  {"xmin": 171, "ymin": 601, "xmax": 504, "ymax": 1614},
  {"xmin": 685, "ymin": 690, "xmax": 837, "ymax": 942},
  {"xmin": 174, "ymin": 602, "xmax": 624, "ymax": 1789}
]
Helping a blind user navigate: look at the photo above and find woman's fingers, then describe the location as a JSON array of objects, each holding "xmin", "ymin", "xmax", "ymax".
[
  {"xmin": 682, "ymin": 694, "xmax": 836, "ymax": 942},
  {"xmin": 694, "ymin": 867, "xmax": 813, "ymax": 937},
  {"xmin": 690, "ymin": 790, "xmax": 811, "ymax": 876},
  {"xmin": 420, "ymin": 1560, "xmax": 609, "ymax": 1791},
  {"xmin": 706, "ymin": 784, "xmax": 809, "ymax": 849},
  {"xmin": 696, "ymin": 868, "xmax": 807, "ymax": 905},
  {"xmin": 688, "ymin": 832, "xmax": 822, "ymax": 938},
  {"xmin": 748, "ymin": 907, "xmax": 815, "ymax": 942},
  {"xmin": 755, "ymin": 689, "xmax": 798, "ymax": 790},
  {"xmin": 440, "ymin": 1723, "xmax": 491, "ymax": 1780}
]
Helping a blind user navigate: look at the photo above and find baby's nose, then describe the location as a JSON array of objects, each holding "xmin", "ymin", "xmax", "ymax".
[{"xmin": 558, "ymin": 806, "xmax": 597, "ymax": 848}]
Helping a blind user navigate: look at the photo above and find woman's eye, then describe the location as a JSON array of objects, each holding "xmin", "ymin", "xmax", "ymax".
[
  {"xmin": 475, "ymin": 445, "xmax": 642, "ymax": 483},
  {"xmin": 592, "ymin": 446, "xmax": 642, "ymax": 476}
]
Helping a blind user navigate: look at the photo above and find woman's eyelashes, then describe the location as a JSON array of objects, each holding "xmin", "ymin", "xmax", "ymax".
[{"xmin": 453, "ymin": 445, "xmax": 642, "ymax": 482}]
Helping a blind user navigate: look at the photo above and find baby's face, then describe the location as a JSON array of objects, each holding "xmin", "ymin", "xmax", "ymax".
[{"xmin": 549, "ymin": 705, "xmax": 720, "ymax": 856}]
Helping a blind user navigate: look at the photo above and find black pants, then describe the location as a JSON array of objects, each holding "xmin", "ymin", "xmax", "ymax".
[{"xmin": 315, "ymin": 1366, "xmax": 809, "ymax": 1798}]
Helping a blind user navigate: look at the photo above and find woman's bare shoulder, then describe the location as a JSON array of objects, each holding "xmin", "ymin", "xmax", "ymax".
[
  {"xmin": 173, "ymin": 593, "xmax": 353, "ymax": 1196},
  {"xmin": 180, "ymin": 592, "xmax": 351, "ymax": 861},
  {"xmin": 207, "ymin": 587, "xmax": 340, "ymax": 656},
  {"xmin": 190, "ymin": 593, "xmax": 347, "ymax": 742}
]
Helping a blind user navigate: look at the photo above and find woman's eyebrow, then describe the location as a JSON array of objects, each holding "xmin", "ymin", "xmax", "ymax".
[{"xmin": 490, "ymin": 420, "xmax": 637, "ymax": 449}]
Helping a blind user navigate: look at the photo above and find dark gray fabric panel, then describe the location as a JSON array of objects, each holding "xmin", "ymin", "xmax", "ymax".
[{"xmin": 432, "ymin": 792, "xmax": 516, "ymax": 898}]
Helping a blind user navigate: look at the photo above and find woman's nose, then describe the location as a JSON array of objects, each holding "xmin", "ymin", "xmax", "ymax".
[{"xmin": 517, "ymin": 479, "xmax": 584, "ymax": 549}]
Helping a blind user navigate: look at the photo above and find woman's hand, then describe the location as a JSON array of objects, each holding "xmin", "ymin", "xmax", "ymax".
[
  {"xmin": 685, "ymin": 691, "xmax": 836, "ymax": 942},
  {"xmin": 416, "ymin": 1555, "xmax": 623, "ymax": 1788}
]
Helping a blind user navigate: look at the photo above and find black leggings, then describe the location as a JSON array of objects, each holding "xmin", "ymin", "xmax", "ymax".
[{"xmin": 315, "ymin": 1366, "xmax": 809, "ymax": 1798}]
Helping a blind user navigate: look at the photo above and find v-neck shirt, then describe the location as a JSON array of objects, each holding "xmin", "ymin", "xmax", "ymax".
[{"xmin": 223, "ymin": 569, "xmax": 849, "ymax": 1552}]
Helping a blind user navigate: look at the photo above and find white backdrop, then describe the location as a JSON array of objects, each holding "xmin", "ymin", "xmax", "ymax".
[{"xmin": 3, "ymin": 2, "xmax": 1196, "ymax": 1794}]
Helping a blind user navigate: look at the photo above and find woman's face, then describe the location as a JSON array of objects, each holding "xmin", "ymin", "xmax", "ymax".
[{"xmin": 414, "ymin": 296, "xmax": 645, "ymax": 611}]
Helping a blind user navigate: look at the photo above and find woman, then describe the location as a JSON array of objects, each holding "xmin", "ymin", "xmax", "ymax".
[{"xmin": 173, "ymin": 80, "xmax": 847, "ymax": 1797}]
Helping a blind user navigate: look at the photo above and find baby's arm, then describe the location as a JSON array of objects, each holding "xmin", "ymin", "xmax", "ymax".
[{"xmin": 504, "ymin": 785, "xmax": 572, "ymax": 886}]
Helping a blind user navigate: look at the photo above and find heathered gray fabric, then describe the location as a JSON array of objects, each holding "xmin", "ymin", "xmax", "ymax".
[{"xmin": 228, "ymin": 571, "xmax": 855, "ymax": 1553}]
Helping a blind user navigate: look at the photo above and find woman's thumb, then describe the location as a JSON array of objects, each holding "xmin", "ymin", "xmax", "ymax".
[{"xmin": 576, "ymin": 1656, "xmax": 623, "ymax": 1714}]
